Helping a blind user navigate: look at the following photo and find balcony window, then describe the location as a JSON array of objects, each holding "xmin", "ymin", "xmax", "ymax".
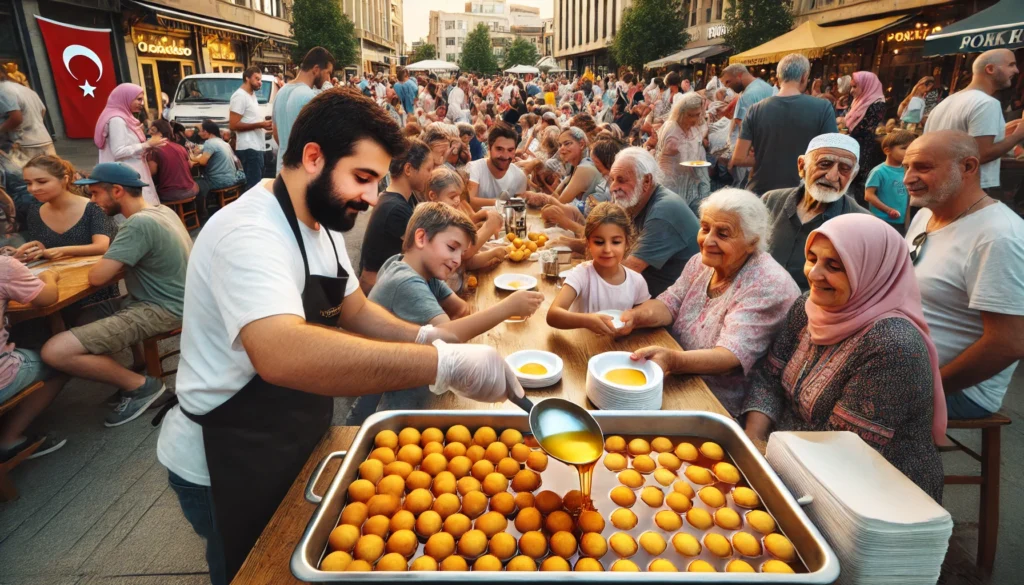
[
  {"xmin": 445, "ymin": 20, "xmax": 455, "ymax": 30},
  {"xmin": 715, "ymin": 0, "xmax": 723, "ymax": 20},
  {"xmin": 447, "ymin": 38, "xmax": 456, "ymax": 46}
]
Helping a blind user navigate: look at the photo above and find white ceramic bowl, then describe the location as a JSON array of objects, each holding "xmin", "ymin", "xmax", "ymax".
[
  {"xmin": 505, "ymin": 350, "xmax": 563, "ymax": 387},
  {"xmin": 494, "ymin": 273, "xmax": 538, "ymax": 291},
  {"xmin": 597, "ymin": 309, "xmax": 625, "ymax": 329},
  {"xmin": 586, "ymin": 351, "xmax": 664, "ymax": 409}
]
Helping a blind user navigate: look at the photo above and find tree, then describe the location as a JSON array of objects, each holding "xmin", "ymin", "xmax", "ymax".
[
  {"xmin": 290, "ymin": 0, "xmax": 358, "ymax": 67},
  {"xmin": 459, "ymin": 23, "xmax": 499, "ymax": 75},
  {"xmin": 611, "ymin": 0, "xmax": 689, "ymax": 72},
  {"xmin": 724, "ymin": 0, "xmax": 794, "ymax": 54},
  {"xmin": 410, "ymin": 43, "xmax": 437, "ymax": 63},
  {"xmin": 503, "ymin": 37, "xmax": 539, "ymax": 69}
]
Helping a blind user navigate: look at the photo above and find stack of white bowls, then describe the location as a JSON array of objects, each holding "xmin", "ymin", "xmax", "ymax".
[
  {"xmin": 505, "ymin": 350, "xmax": 563, "ymax": 389},
  {"xmin": 586, "ymin": 351, "xmax": 663, "ymax": 409}
]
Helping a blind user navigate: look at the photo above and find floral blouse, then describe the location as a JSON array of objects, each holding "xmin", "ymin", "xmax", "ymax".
[{"xmin": 657, "ymin": 251, "xmax": 800, "ymax": 416}]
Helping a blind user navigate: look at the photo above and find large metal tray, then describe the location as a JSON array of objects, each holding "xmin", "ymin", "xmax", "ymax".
[{"xmin": 291, "ymin": 410, "xmax": 840, "ymax": 582}]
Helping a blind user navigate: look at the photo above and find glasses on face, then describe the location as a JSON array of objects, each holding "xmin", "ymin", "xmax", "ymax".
[{"xmin": 909, "ymin": 231, "xmax": 928, "ymax": 265}]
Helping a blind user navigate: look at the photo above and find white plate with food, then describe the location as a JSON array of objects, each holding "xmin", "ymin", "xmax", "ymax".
[
  {"xmin": 505, "ymin": 350, "xmax": 564, "ymax": 388},
  {"xmin": 494, "ymin": 273, "xmax": 538, "ymax": 291},
  {"xmin": 680, "ymin": 160, "xmax": 712, "ymax": 167}
]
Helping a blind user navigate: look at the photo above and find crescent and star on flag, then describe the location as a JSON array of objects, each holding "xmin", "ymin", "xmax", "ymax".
[{"xmin": 62, "ymin": 44, "xmax": 104, "ymax": 98}]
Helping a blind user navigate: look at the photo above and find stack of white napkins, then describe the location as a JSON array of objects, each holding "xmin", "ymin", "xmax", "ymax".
[{"xmin": 766, "ymin": 432, "xmax": 952, "ymax": 585}]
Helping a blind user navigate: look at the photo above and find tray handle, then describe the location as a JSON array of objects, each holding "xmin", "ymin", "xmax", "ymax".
[{"xmin": 304, "ymin": 450, "xmax": 347, "ymax": 504}]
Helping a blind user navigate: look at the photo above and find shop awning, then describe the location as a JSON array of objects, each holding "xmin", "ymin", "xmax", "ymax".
[
  {"xmin": 729, "ymin": 15, "xmax": 909, "ymax": 66},
  {"xmin": 130, "ymin": 0, "xmax": 295, "ymax": 45},
  {"xmin": 923, "ymin": 0, "xmax": 1024, "ymax": 56},
  {"xmin": 646, "ymin": 44, "xmax": 730, "ymax": 69}
]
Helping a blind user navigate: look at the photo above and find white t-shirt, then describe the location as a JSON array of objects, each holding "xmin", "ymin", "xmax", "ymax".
[
  {"xmin": 467, "ymin": 158, "xmax": 527, "ymax": 199},
  {"xmin": 229, "ymin": 87, "xmax": 264, "ymax": 152},
  {"xmin": 1, "ymin": 80, "xmax": 51, "ymax": 147},
  {"xmin": 906, "ymin": 203, "xmax": 1024, "ymax": 412},
  {"xmin": 564, "ymin": 261, "xmax": 650, "ymax": 314},
  {"xmin": 156, "ymin": 182, "xmax": 359, "ymax": 486},
  {"xmin": 923, "ymin": 89, "xmax": 1005, "ymax": 188}
]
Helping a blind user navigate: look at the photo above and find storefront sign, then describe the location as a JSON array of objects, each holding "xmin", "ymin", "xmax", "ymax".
[
  {"xmin": 137, "ymin": 41, "xmax": 192, "ymax": 57},
  {"xmin": 886, "ymin": 26, "xmax": 941, "ymax": 44},
  {"xmin": 706, "ymin": 24, "xmax": 728, "ymax": 40},
  {"xmin": 958, "ymin": 27, "xmax": 1024, "ymax": 50}
]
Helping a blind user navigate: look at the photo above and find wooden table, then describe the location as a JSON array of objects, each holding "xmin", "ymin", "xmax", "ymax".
[{"xmin": 6, "ymin": 255, "xmax": 120, "ymax": 333}]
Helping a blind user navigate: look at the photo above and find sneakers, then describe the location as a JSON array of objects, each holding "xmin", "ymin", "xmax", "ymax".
[
  {"xmin": 0, "ymin": 433, "xmax": 67, "ymax": 463},
  {"xmin": 27, "ymin": 434, "xmax": 67, "ymax": 460},
  {"xmin": 105, "ymin": 376, "xmax": 166, "ymax": 428}
]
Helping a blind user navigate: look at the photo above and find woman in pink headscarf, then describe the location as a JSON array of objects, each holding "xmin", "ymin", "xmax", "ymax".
[
  {"xmin": 94, "ymin": 83, "xmax": 165, "ymax": 206},
  {"xmin": 842, "ymin": 71, "xmax": 887, "ymax": 203},
  {"xmin": 743, "ymin": 214, "xmax": 945, "ymax": 502}
]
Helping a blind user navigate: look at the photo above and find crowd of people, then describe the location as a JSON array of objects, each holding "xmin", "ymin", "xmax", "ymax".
[{"xmin": 0, "ymin": 43, "xmax": 1023, "ymax": 584}]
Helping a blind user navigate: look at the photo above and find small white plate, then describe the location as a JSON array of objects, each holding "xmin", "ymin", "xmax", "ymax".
[
  {"xmin": 494, "ymin": 273, "xmax": 538, "ymax": 291},
  {"xmin": 681, "ymin": 160, "xmax": 711, "ymax": 167},
  {"xmin": 597, "ymin": 309, "xmax": 625, "ymax": 329},
  {"xmin": 506, "ymin": 350, "xmax": 563, "ymax": 387}
]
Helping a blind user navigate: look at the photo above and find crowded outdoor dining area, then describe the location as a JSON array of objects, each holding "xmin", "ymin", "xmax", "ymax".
[{"xmin": 1, "ymin": 21, "xmax": 1023, "ymax": 584}]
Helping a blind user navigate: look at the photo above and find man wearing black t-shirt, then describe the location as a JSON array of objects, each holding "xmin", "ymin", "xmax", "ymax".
[{"xmin": 359, "ymin": 140, "xmax": 435, "ymax": 293}]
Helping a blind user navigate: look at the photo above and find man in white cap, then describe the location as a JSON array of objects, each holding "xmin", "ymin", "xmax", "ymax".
[{"xmin": 762, "ymin": 132, "xmax": 869, "ymax": 288}]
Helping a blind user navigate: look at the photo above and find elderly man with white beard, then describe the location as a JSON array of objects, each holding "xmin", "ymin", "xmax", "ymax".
[
  {"xmin": 610, "ymin": 147, "xmax": 701, "ymax": 297},
  {"xmin": 762, "ymin": 133, "xmax": 869, "ymax": 289}
]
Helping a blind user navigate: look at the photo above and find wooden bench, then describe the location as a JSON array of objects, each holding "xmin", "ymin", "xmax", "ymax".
[
  {"xmin": 943, "ymin": 413, "xmax": 1012, "ymax": 572},
  {"xmin": 165, "ymin": 197, "xmax": 201, "ymax": 231},
  {"xmin": 0, "ymin": 381, "xmax": 47, "ymax": 501},
  {"xmin": 209, "ymin": 184, "xmax": 242, "ymax": 211},
  {"xmin": 131, "ymin": 327, "xmax": 183, "ymax": 380}
]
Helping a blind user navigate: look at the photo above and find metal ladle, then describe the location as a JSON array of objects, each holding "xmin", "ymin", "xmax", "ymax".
[{"xmin": 508, "ymin": 394, "xmax": 604, "ymax": 465}]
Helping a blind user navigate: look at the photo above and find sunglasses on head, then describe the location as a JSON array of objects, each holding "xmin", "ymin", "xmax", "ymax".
[{"xmin": 909, "ymin": 231, "xmax": 928, "ymax": 265}]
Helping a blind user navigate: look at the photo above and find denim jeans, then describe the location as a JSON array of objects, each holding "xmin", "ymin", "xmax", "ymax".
[
  {"xmin": 168, "ymin": 471, "xmax": 227, "ymax": 585},
  {"xmin": 946, "ymin": 391, "xmax": 993, "ymax": 420},
  {"xmin": 235, "ymin": 149, "xmax": 264, "ymax": 192}
]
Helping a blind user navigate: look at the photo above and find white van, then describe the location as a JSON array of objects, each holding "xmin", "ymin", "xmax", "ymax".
[{"xmin": 168, "ymin": 73, "xmax": 279, "ymax": 173}]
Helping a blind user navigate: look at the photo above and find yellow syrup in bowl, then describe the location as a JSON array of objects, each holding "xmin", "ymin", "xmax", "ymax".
[
  {"xmin": 604, "ymin": 368, "xmax": 648, "ymax": 387},
  {"xmin": 518, "ymin": 363, "xmax": 548, "ymax": 376}
]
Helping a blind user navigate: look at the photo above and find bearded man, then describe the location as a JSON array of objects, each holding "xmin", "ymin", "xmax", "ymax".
[
  {"xmin": 762, "ymin": 133, "xmax": 869, "ymax": 289},
  {"xmin": 609, "ymin": 147, "xmax": 700, "ymax": 297}
]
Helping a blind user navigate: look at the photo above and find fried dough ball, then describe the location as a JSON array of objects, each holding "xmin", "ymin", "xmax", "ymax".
[
  {"xmin": 423, "ymin": 441, "xmax": 444, "ymax": 456},
  {"xmin": 397, "ymin": 427, "xmax": 420, "ymax": 447},
  {"xmin": 699, "ymin": 441, "xmax": 724, "ymax": 461},
  {"xmin": 687, "ymin": 560, "xmax": 716, "ymax": 572},
  {"xmin": 362, "ymin": 515, "xmax": 390, "ymax": 538},
  {"xmin": 406, "ymin": 470, "xmax": 432, "ymax": 491},
  {"xmin": 605, "ymin": 435, "xmax": 627, "ymax": 452},
  {"xmin": 446, "ymin": 455, "xmax": 472, "ymax": 479},
  {"xmin": 549, "ymin": 531, "xmax": 577, "ymax": 558},
  {"xmin": 652, "ymin": 468, "xmax": 676, "ymax": 487},
  {"xmin": 488, "ymin": 532, "xmax": 517, "ymax": 560},
  {"xmin": 526, "ymin": 450, "xmax": 548, "ymax": 472},
  {"xmin": 442, "ymin": 513, "xmax": 472, "ymax": 540},
  {"xmin": 684, "ymin": 465, "xmax": 715, "ymax": 485},
  {"xmin": 746, "ymin": 510, "xmax": 777, "ymax": 534},
  {"xmin": 514, "ymin": 491, "xmax": 535, "ymax": 510},
  {"xmin": 420, "ymin": 453, "xmax": 448, "ymax": 477},
  {"xmin": 461, "ymin": 490, "xmax": 489, "ymax": 519},
  {"xmin": 489, "ymin": 491, "xmax": 517, "ymax": 516},
  {"xmin": 386, "ymin": 529, "xmax": 418, "ymax": 558},
  {"xmin": 534, "ymin": 490, "xmax": 563, "ymax": 514},
  {"xmin": 514, "ymin": 506, "xmax": 543, "ymax": 532},
  {"xmin": 640, "ymin": 486, "xmax": 664, "ymax": 508},
  {"xmin": 627, "ymin": 438, "xmax": 651, "ymax": 456},
  {"xmin": 762, "ymin": 560, "xmax": 795, "ymax": 573},
  {"xmin": 439, "ymin": 555, "xmax": 468, "ymax": 571},
  {"xmin": 465, "ymin": 444, "xmax": 486, "ymax": 463},
  {"xmin": 518, "ymin": 530, "xmax": 548, "ymax": 559},
  {"xmin": 562, "ymin": 490, "xmax": 584, "ymax": 514},
  {"xmin": 457, "ymin": 476, "xmax": 482, "ymax": 496},
  {"xmin": 610, "ymin": 508, "xmax": 637, "ymax": 530},
  {"xmin": 603, "ymin": 453, "xmax": 628, "ymax": 471},
  {"xmin": 650, "ymin": 436, "xmax": 673, "ymax": 452},
  {"xmin": 510, "ymin": 443, "xmax": 531, "ymax": 463},
  {"xmin": 366, "ymin": 494, "xmax": 400, "ymax": 517},
  {"xmin": 432, "ymin": 493, "xmax": 461, "ymax": 519},
  {"xmin": 410, "ymin": 556, "xmax": 438, "ymax": 571},
  {"xmin": 657, "ymin": 452, "xmax": 682, "ymax": 472},
  {"xmin": 713, "ymin": 461, "xmax": 741, "ymax": 484},
  {"xmin": 698, "ymin": 486, "xmax": 726, "ymax": 508},
  {"xmin": 540, "ymin": 556, "xmax": 571, "ymax": 571},
  {"xmin": 424, "ymin": 531, "xmax": 455, "ymax": 559},
  {"xmin": 389, "ymin": 510, "xmax": 415, "ymax": 533},
  {"xmin": 665, "ymin": 491, "xmax": 692, "ymax": 513},
  {"xmin": 354, "ymin": 534, "xmax": 385, "ymax": 563},
  {"xmin": 497, "ymin": 457, "xmax": 521, "ymax": 479},
  {"xmin": 674, "ymin": 442, "xmax": 699, "ymax": 462},
  {"xmin": 617, "ymin": 469, "xmax": 644, "ymax": 489},
  {"xmin": 733, "ymin": 486, "xmax": 761, "ymax": 509},
  {"xmin": 474, "ymin": 511, "xmax": 508, "ymax": 538},
  {"xmin": 415, "ymin": 510, "xmax": 443, "ymax": 538},
  {"xmin": 471, "ymin": 459, "xmax": 495, "ymax": 482},
  {"xmin": 610, "ymin": 560, "xmax": 639, "ymax": 572},
  {"xmin": 446, "ymin": 425, "xmax": 472, "ymax": 444},
  {"xmin": 639, "ymin": 531, "xmax": 667, "ymax": 555},
  {"xmin": 733, "ymin": 531, "xmax": 763, "ymax": 557},
  {"xmin": 525, "ymin": 436, "xmax": 539, "ymax": 449},
  {"xmin": 386, "ymin": 461, "xmax": 417, "ymax": 482},
  {"xmin": 649, "ymin": 559, "xmax": 678, "ymax": 572},
  {"xmin": 442, "ymin": 441, "xmax": 467, "ymax": 460},
  {"xmin": 482, "ymin": 472, "xmax": 509, "ymax": 496},
  {"xmin": 575, "ymin": 557, "xmax": 604, "ymax": 571},
  {"xmin": 369, "ymin": 447, "xmax": 396, "ymax": 465},
  {"xmin": 420, "ymin": 427, "xmax": 444, "ymax": 446},
  {"xmin": 609, "ymin": 533, "xmax": 638, "ymax": 558},
  {"xmin": 671, "ymin": 532, "xmax": 702, "ymax": 556},
  {"xmin": 473, "ymin": 554, "xmax": 503, "ymax": 571},
  {"xmin": 671, "ymin": 480, "xmax": 696, "ymax": 498},
  {"xmin": 484, "ymin": 442, "xmax": 509, "ymax": 465},
  {"xmin": 506, "ymin": 555, "xmax": 537, "ymax": 571},
  {"xmin": 348, "ymin": 479, "xmax": 375, "ymax": 503},
  {"xmin": 714, "ymin": 507, "xmax": 742, "ymax": 530},
  {"xmin": 632, "ymin": 454, "xmax": 656, "ymax": 474},
  {"xmin": 329, "ymin": 524, "xmax": 360, "ymax": 552},
  {"xmin": 340, "ymin": 502, "xmax": 368, "ymax": 527},
  {"xmin": 704, "ymin": 533, "xmax": 732, "ymax": 557},
  {"xmin": 654, "ymin": 510, "xmax": 683, "ymax": 531},
  {"xmin": 431, "ymin": 471, "xmax": 457, "ymax": 496},
  {"xmin": 764, "ymin": 533, "xmax": 796, "ymax": 562},
  {"xmin": 375, "ymin": 430, "xmax": 399, "ymax": 450},
  {"xmin": 376, "ymin": 552, "xmax": 408, "ymax": 571},
  {"xmin": 321, "ymin": 550, "xmax": 352, "ymax": 571},
  {"xmin": 344, "ymin": 559, "xmax": 372, "ymax": 571},
  {"xmin": 726, "ymin": 559, "xmax": 756, "ymax": 572},
  {"xmin": 575, "ymin": 510, "xmax": 604, "ymax": 534},
  {"xmin": 358, "ymin": 459, "xmax": 384, "ymax": 484},
  {"xmin": 473, "ymin": 426, "xmax": 497, "ymax": 447},
  {"xmin": 511, "ymin": 468, "xmax": 541, "ymax": 492},
  {"xmin": 457, "ymin": 529, "xmax": 488, "ymax": 558},
  {"xmin": 544, "ymin": 510, "xmax": 574, "ymax": 534},
  {"xmin": 686, "ymin": 508, "xmax": 714, "ymax": 530},
  {"xmin": 376, "ymin": 475, "xmax": 405, "ymax": 498},
  {"xmin": 499, "ymin": 428, "xmax": 523, "ymax": 448}
]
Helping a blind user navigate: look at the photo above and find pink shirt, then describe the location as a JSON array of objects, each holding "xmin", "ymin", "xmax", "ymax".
[
  {"xmin": 0, "ymin": 257, "xmax": 45, "ymax": 388},
  {"xmin": 657, "ymin": 251, "xmax": 800, "ymax": 415},
  {"xmin": 564, "ymin": 261, "xmax": 650, "ymax": 313}
]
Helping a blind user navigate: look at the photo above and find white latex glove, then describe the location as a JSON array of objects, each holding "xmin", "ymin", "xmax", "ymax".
[
  {"xmin": 431, "ymin": 340, "xmax": 525, "ymax": 402},
  {"xmin": 415, "ymin": 324, "xmax": 458, "ymax": 344}
]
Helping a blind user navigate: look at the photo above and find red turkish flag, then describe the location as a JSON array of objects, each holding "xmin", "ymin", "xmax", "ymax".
[{"xmin": 34, "ymin": 16, "xmax": 118, "ymax": 139}]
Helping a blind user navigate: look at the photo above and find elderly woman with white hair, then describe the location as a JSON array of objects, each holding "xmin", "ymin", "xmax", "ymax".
[
  {"xmin": 621, "ymin": 188, "xmax": 801, "ymax": 415},
  {"xmin": 655, "ymin": 93, "xmax": 711, "ymax": 214}
]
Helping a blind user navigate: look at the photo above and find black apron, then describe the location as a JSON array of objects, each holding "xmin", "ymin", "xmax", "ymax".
[{"xmin": 179, "ymin": 177, "xmax": 347, "ymax": 581}]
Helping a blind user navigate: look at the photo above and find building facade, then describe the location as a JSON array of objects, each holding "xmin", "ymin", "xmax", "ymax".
[
  {"xmin": 340, "ymin": 0, "xmax": 399, "ymax": 75},
  {"xmin": 553, "ymin": 0, "xmax": 631, "ymax": 74},
  {"xmin": 429, "ymin": 0, "xmax": 549, "ymax": 66},
  {"xmin": 542, "ymin": 18, "xmax": 554, "ymax": 57},
  {"xmin": 684, "ymin": 0, "xmax": 728, "ymax": 50},
  {"xmin": 391, "ymin": 0, "xmax": 405, "ymax": 66}
]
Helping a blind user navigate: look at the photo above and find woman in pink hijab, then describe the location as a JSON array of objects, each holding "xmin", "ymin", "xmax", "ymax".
[
  {"xmin": 94, "ymin": 83, "xmax": 164, "ymax": 206},
  {"xmin": 743, "ymin": 214, "xmax": 945, "ymax": 502},
  {"xmin": 842, "ymin": 71, "xmax": 888, "ymax": 203}
]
